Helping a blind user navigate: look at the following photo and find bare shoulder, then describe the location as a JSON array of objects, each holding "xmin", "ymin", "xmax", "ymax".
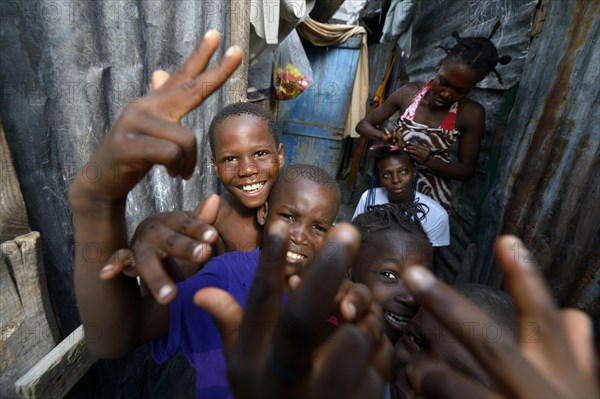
[
  {"xmin": 457, "ymin": 98, "xmax": 485, "ymax": 131},
  {"xmin": 401, "ymin": 82, "xmax": 421, "ymax": 94},
  {"xmin": 390, "ymin": 83, "xmax": 420, "ymax": 108},
  {"xmin": 458, "ymin": 98, "xmax": 485, "ymax": 119}
]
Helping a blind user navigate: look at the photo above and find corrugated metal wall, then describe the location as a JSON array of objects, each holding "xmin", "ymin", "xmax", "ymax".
[
  {"xmin": 1, "ymin": 0, "xmax": 598, "ymax": 395},
  {"xmin": 474, "ymin": 0, "xmax": 600, "ymax": 342},
  {"xmin": 0, "ymin": 1, "xmax": 239, "ymax": 396}
]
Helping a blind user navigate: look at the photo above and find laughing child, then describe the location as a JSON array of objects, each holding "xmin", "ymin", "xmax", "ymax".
[
  {"xmin": 207, "ymin": 102, "xmax": 283, "ymax": 253},
  {"xmin": 129, "ymin": 101, "xmax": 284, "ymax": 266},
  {"xmin": 350, "ymin": 203, "xmax": 433, "ymax": 399},
  {"xmin": 152, "ymin": 164, "xmax": 341, "ymax": 397},
  {"xmin": 77, "ymin": 164, "xmax": 342, "ymax": 398},
  {"xmin": 351, "ymin": 203, "xmax": 433, "ymax": 344}
]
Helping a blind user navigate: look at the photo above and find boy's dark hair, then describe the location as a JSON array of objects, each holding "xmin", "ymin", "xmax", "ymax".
[
  {"xmin": 208, "ymin": 102, "xmax": 278, "ymax": 155},
  {"xmin": 353, "ymin": 203, "xmax": 432, "ymax": 259},
  {"xmin": 438, "ymin": 21, "xmax": 512, "ymax": 85},
  {"xmin": 454, "ymin": 284, "xmax": 518, "ymax": 340},
  {"xmin": 271, "ymin": 164, "xmax": 341, "ymax": 210}
]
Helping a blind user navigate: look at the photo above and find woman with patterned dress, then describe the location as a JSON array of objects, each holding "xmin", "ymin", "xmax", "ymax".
[{"xmin": 356, "ymin": 24, "xmax": 511, "ymax": 211}]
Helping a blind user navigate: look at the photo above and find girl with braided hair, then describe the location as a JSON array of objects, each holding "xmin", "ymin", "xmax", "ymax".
[
  {"xmin": 352, "ymin": 145, "xmax": 450, "ymax": 247},
  {"xmin": 351, "ymin": 203, "xmax": 433, "ymax": 345},
  {"xmin": 355, "ymin": 21, "xmax": 511, "ymax": 211}
]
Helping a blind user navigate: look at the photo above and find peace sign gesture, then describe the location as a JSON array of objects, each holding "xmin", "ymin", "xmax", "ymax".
[
  {"xmin": 400, "ymin": 236, "xmax": 599, "ymax": 399},
  {"xmin": 71, "ymin": 30, "xmax": 242, "ymax": 357},
  {"xmin": 70, "ymin": 30, "xmax": 242, "ymax": 205}
]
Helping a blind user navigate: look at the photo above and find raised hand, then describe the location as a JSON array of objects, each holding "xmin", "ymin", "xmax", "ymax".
[
  {"xmin": 71, "ymin": 30, "xmax": 242, "ymax": 357},
  {"xmin": 99, "ymin": 195, "xmax": 220, "ymax": 303},
  {"xmin": 194, "ymin": 221, "xmax": 393, "ymax": 399},
  {"xmin": 399, "ymin": 235, "xmax": 599, "ymax": 399},
  {"xmin": 70, "ymin": 30, "xmax": 242, "ymax": 206}
]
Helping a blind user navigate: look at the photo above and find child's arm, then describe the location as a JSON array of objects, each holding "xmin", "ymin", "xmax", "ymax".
[
  {"xmin": 69, "ymin": 30, "xmax": 242, "ymax": 357},
  {"xmin": 355, "ymin": 85, "xmax": 417, "ymax": 144}
]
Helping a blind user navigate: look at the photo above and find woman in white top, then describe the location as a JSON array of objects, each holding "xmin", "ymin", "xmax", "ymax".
[{"xmin": 353, "ymin": 145, "xmax": 450, "ymax": 247}]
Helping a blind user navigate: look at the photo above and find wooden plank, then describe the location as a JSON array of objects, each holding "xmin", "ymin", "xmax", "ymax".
[
  {"xmin": 228, "ymin": 0, "xmax": 250, "ymax": 103},
  {"xmin": 1, "ymin": 232, "xmax": 60, "ymax": 399},
  {"xmin": 15, "ymin": 325, "xmax": 96, "ymax": 399},
  {"xmin": 0, "ymin": 119, "xmax": 31, "ymax": 243}
]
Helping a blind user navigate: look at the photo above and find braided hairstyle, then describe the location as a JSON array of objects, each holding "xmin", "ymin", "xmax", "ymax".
[
  {"xmin": 353, "ymin": 203, "xmax": 433, "ymax": 262},
  {"xmin": 365, "ymin": 149, "xmax": 429, "ymax": 220},
  {"xmin": 437, "ymin": 21, "xmax": 512, "ymax": 85}
]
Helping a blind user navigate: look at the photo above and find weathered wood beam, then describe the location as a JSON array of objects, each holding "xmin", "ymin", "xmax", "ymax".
[
  {"xmin": 229, "ymin": 0, "xmax": 250, "ymax": 103},
  {"xmin": 15, "ymin": 325, "xmax": 96, "ymax": 399},
  {"xmin": 1, "ymin": 232, "xmax": 60, "ymax": 398},
  {"xmin": 0, "ymin": 119, "xmax": 30, "ymax": 243}
]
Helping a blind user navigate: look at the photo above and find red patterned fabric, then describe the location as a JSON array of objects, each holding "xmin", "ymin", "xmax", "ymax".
[{"xmin": 393, "ymin": 81, "xmax": 461, "ymax": 210}]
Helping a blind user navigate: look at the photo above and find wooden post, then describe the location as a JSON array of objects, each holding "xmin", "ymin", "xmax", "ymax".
[
  {"xmin": 1, "ymin": 232, "xmax": 60, "ymax": 398},
  {"xmin": 345, "ymin": 136, "xmax": 368, "ymax": 192},
  {"xmin": 15, "ymin": 325, "xmax": 96, "ymax": 399},
  {"xmin": 228, "ymin": 0, "xmax": 250, "ymax": 103},
  {"xmin": 0, "ymin": 119, "xmax": 30, "ymax": 243}
]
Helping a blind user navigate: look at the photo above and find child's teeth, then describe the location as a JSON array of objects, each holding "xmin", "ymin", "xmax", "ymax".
[
  {"xmin": 286, "ymin": 251, "xmax": 302, "ymax": 260},
  {"xmin": 241, "ymin": 182, "xmax": 264, "ymax": 192},
  {"xmin": 385, "ymin": 311, "xmax": 408, "ymax": 323}
]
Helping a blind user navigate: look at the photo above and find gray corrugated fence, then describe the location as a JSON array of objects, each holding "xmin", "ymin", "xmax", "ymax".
[{"xmin": 1, "ymin": 1, "xmax": 238, "ymax": 396}]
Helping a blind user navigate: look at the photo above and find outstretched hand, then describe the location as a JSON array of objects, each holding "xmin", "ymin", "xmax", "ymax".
[
  {"xmin": 99, "ymin": 195, "xmax": 220, "ymax": 303},
  {"xmin": 71, "ymin": 30, "xmax": 243, "ymax": 357},
  {"xmin": 194, "ymin": 221, "xmax": 393, "ymax": 399},
  {"xmin": 399, "ymin": 235, "xmax": 599, "ymax": 399},
  {"xmin": 70, "ymin": 30, "xmax": 242, "ymax": 205}
]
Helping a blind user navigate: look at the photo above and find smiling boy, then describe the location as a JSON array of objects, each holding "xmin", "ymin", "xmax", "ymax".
[
  {"xmin": 152, "ymin": 164, "xmax": 340, "ymax": 398},
  {"xmin": 78, "ymin": 164, "xmax": 341, "ymax": 398},
  {"xmin": 123, "ymin": 103, "xmax": 284, "ymax": 295},
  {"xmin": 208, "ymin": 103, "xmax": 284, "ymax": 253}
]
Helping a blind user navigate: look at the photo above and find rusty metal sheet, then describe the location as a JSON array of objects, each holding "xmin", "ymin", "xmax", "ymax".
[{"xmin": 475, "ymin": 0, "xmax": 600, "ymax": 345}]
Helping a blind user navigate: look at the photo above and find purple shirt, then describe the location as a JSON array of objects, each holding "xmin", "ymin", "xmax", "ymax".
[{"xmin": 152, "ymin": 249, "xmax": 260, "ymax": 399}]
